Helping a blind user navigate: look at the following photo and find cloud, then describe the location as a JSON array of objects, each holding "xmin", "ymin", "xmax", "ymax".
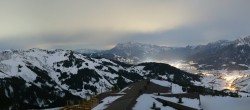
[
  {"xmin": 0, "ymin": 0, "xmax": 250, "ymax": 50},
  {"xmin": 0, "ymin": 0, "xmax": 198, "ymax": 37}
]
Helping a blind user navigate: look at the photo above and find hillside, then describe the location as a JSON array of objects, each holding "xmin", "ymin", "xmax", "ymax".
[{"xmin": 0, "ymin": 49, "xmax": 201, "ymax": 109}]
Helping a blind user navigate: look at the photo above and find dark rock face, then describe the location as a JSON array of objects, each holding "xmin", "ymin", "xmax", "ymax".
[{"xmin": 0, "ymin": 77, "xmax": 82, "ymax": 109}]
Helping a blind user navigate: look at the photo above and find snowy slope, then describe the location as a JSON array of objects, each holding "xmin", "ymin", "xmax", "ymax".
[{"xmin": 0, "ymin": 49, "xmax": 129, "ymax": 109}]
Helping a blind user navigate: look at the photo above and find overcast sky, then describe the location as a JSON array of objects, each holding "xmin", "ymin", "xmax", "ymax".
[{"xmin": 1, "ymin": 0, "xmax": 250, "ymax": 50}]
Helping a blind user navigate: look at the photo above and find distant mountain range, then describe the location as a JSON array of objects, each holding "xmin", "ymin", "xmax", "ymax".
[
  {"xmin": 76, "ymin": 36, "xmax": 250, "ymax": 70},
  {"xmin": 76, "ymin": 42, "xmax": 195, "ymax": 64},
  {"xmin": 189, "ymin": 36, "xmax": 250, "ymax": 70}
]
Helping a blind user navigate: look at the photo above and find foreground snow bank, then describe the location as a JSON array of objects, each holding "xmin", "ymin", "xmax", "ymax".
[{"xmin": 201, "ymin": 95, "xmax": 250, "ymax": 110}]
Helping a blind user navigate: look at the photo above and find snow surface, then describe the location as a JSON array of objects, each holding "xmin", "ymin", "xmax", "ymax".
[
  {"xmin": 238, "ymin": 92, "xmax": 250, "ymax": 97},
  {"xmin": 92, "ymin": 96, "xmax": 122, "ymax": 110},
  {"xmin": 151, "ymin": 79, "xmax": 185, "ymax": 93},
  {"xmin": 133, "ymin": 87, "xmax": 250, "ymax": 110},
  {"xmin": 200, "ymin": 95, "xmax": 250, "ymax": 110},
  {"xmin": 133, "ymin": 94, "xmax": 175, "ymax": 110},
  {"xmin": 153, "ymin": 95, "xmax": 201, "ymax": 109}
]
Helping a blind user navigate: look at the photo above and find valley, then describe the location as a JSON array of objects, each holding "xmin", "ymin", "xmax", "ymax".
[
  {"xmin": 1, "ymin": 37, "xmax": 250, "ymax": 109},
  {"xmin": 151, "ymin": 60, "xmax": 250, "ymax": 95}
]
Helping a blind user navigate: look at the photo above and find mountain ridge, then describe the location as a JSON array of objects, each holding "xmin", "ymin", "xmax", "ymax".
[
  {"xmin": 0, "ymin": 48, "xmax": 202, "ymax": 109},
  {"xmin": 76, "ymin": 36, "xmax": 250, "ymax": 70}
]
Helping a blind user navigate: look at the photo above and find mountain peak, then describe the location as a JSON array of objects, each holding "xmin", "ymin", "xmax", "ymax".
[{"xmin": 235, "ymin": 36, "xmax": 250, "ymax": 46}]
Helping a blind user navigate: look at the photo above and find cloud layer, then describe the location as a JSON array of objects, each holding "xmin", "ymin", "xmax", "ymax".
[{"xmin": 0, "ymin": 0, "xmax": 250, "ymax": 50}]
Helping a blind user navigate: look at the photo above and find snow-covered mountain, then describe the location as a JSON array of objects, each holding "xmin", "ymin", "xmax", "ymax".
[
  {"xmin": 0, "ymin": 49, "xmax": 201, "ymax": 109},
  {"xmin": 77, "ymin": 36, "xmax": 250, "ymax": 70},
  {"xmin": 81, "ymin": 42, "xmax": 195, "ymax": 64},
  {"xmin": 235, "ymin": 36, "xmax": 250, "ymax": 46},
  {"xmin": 190, "ymin": 36, "xmax": 250, "ymax": 70}
]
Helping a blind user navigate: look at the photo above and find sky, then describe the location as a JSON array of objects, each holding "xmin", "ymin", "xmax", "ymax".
[{"xmin": 0, "ymin": 0, "xmax": 250, "ymax": 50}]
